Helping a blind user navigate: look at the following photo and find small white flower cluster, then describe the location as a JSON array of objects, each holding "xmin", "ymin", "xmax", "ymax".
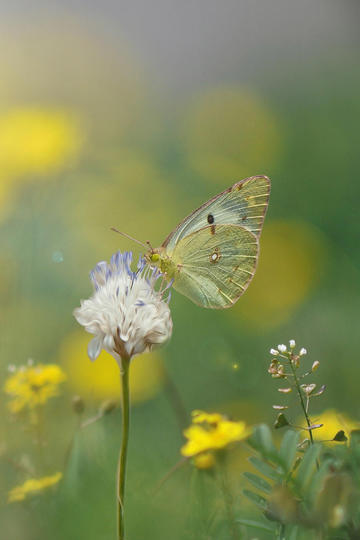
[
  {"xmin": 7, "ymin": 358, "xmax": 35, "ymax": 373},
  {"xmin": 270, "ymin": 340, "xmax": 307, "ymax": 357},
  {"xmin": 74, "ymin": 251, "xmax": 173, "ymax": 367}
]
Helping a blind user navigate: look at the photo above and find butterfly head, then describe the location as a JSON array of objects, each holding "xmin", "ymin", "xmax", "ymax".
[
  {"xmin": 145, "ymin": 246, "xmax": 161, "ymax": 267},
  {"xmin": 145, "ymin": 247, "xmax": 178, "ymax": 280}
]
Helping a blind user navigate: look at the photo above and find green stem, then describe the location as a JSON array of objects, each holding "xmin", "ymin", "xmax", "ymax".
[
  {"xmin": 218, "ymin": 456, "xmax": 240, "ymax": 540},
  {"xmin": 117, "ymin": 358, "xmax": 131, "ymax": 540},
  {"xmin": 288, "ymin": 357, "xmax": 315, "ymax": 446}
]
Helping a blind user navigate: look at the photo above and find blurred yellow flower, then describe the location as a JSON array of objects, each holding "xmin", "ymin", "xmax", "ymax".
[
  {"xmin": 182, "ymin": 86, "xmax": 282, "ymax": 185},
  {"xmin": 8, "ymin": 472, "xmax": 62, "ymax": 503},
  {"xmin": 193, "ymin": 452, "xmax": 216, "ymax": 470},
  {"xmin": 192, "ymin": 410, "xmax": 223, "ymax": 425},
  {"xmin": 181, "ymin": 410, "xmax": 250, "ymax": 460},
  {"xmin": 0, "ymin": 107, "xmax": 83, "ymax": 220},
  {"xmin": 4, "ymin": 363, "xmax": 66, "ymax": 413},
  {"xmin": 311, "ymin": 410, "xmax": 359, "ymax": 442},
  {"xmin": 59, "ymin": 331, "xmax": 165, "ymax": 404},
  {"xmin": 0, "ymin": 107, "xmax": 82, "ymax": 179},
  {"xmin": 232, "ymin": 220, "xmax": 328, "ymax": 328}
]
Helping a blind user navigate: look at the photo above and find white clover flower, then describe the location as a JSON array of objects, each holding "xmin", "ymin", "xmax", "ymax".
[
  {"xmin": 73, "ymin": 251, "xmax": 173, "ymax": 367},
  {"xmin": 277, "ymin": 344, "xmax": 287, "ymax": 353},
  {"xmin": 270, "ymin": 348, "xmax": 279, "ymax": 356},
  {"xmin": 289, "ymin": 339, "xmax": 296, "ymax": 349},
  {"xmin": 299, "ymin": 347, "xmax": 307, "ymax": 356}
]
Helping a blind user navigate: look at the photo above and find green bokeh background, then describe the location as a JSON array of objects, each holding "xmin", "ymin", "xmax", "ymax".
[{"xmin": 1, "ymin": 2, "xmax": 359, "ymax": 538}]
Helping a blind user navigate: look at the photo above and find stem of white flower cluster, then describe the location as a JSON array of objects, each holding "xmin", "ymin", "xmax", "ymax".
[{"xmin": 117, "ymin": 357, "xmax": 130, "ymax": 540}]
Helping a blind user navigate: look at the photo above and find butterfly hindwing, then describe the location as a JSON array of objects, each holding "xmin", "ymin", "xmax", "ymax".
[
  {"xmin": 163, "ymin": 175, "xmax": 270, "ymax": 251},
  {"xmin": 169, "ymin": 224, "xmax": 259, "ymax": 308}
]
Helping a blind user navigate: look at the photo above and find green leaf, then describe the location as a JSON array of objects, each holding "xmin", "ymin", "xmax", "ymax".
[
  {"xmin": 248, "ymin": 456, "xmax": 282, "ymax": 482},
  {"xmin": 243, "ymin": 472, "xmax": 272, "ymax": 494},
  {"xmin": 296, "ymin": 443, "xmax": 322, "ymax": 490},
  {"xmin": 249, "ymin": 424, "xmax": 278, "ymax": 461},
  {"xmin": 242, "ymin": 489, "xmax": 268, "ymax": 510},
  {"xmin": 279, "ymin": 430, "xmax": 300, "ymax": 473},
  {"xmin": 237, "ymin": 518, "xmax": 275, "ymax": 533},
  {"xmin": 274, "ymin": 412, "xmax": 289, "ymax": 429},
  {"xmin": 333, "ymin": 430, "xmax": 347, "ymax": 442},
  {"xmin": 307, "ymin": 458, "xmax": 333, "ymax": 504}
]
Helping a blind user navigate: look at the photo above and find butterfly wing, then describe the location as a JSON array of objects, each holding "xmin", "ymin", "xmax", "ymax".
[
  {"xmin": 169, "ymin": 224, "xmax": 258, "ymax": 308},
  {"xmin": 163, "ymin": 175, "xmax": 270, "ymax": 251}
]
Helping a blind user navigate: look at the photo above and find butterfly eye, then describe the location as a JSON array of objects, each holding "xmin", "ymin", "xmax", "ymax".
[{"xmin": 150, "ymin": 253, "xmax": 160, "ymax": 262}]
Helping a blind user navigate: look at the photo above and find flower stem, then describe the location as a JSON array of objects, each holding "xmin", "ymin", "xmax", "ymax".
[
  {"xmin": 288, "ymin": 357, "xmax": 314, "ymax": 446},
  {"xmin": 117, "ymin": 357, "xmax": 130, "ymax": 540}
]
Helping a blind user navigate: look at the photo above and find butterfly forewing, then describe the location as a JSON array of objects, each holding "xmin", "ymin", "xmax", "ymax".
[
  {"xmin": 170, "ymin": 224, "xmax": 259, "ymax": 308},
  {"xmin": 163, "ymin": 175, "xmax": 270, "ymax": 251}
]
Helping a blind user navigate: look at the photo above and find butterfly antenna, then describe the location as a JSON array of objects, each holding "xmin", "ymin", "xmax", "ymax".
[
  {"xmin": 146, "ymin": 240, "xmax": 154, "ymax": 252},
  {"xmin": 110, "ymin": 227, "xmax": 148, "ymax": 249}
]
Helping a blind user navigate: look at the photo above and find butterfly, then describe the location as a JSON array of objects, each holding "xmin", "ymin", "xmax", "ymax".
[{"xmin": 142, "ymin": 175, "xmax": 271, "ymax": 309}]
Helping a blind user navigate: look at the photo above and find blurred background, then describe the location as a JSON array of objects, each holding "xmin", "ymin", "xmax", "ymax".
[{"xmin": 1, "ymin": 1, "xmax": 359, "ymax": 538}]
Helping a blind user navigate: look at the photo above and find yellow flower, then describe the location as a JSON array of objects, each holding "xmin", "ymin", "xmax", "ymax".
[
  {"xmin": 192, "ymin": 410, "xmax": 224, "ymax": 425},
  {"xmin": 0, "ymin": 107, "xmax": 83, "ymax": 220},
  {"xmin": 8, "ymin": 472, "xmax": 62, "ymax": 503},
  {"xmin": 193, "ymin": 452, "xmax": 216, "ymax": 470},
  {"xmin": 0, "ymin": 107, "xmax": 82, "ymax": 179},
  {"xmin": 181, "ymin": 410, "xmax": 251, "ymax": 459},
  {"xmin": 4, "ymin": 364, "xmax": 67, "ymax": 413},
  {"xmin": 311, "ymin": 410, "xmax": 359, "ymax": 442}
]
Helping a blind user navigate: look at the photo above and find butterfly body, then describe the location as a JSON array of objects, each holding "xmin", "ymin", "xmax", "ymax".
[{"xmin": 145, "ymin": 175, "xmax": 270, "ymax": 309}]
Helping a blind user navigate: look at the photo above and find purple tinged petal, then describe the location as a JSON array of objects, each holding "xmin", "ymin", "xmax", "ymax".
[{"xmin": 87, "ymin": 336, "xmax": 103, "ymax": 361}]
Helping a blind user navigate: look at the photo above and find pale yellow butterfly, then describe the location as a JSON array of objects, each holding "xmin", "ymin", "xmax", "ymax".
[
  {"xmin": 142, "ymin": 175, "xmax": 271, "ymax": 309},
  {"xmin": 114, "ymin": 175, "xmax": 270, "ymax": 308}
]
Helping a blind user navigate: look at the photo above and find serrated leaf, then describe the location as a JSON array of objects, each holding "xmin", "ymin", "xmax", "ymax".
[
  {"xmin": 296, "ymin": 443, "xmax": 321, "ymax": 490},
  {"xmin": 279, "ymin": 430, "xmax": 300, "ymax": 473},
  {"xmin": 248, "ymin": 456, "xmax": 282, "ymax": 482},
  {"xmin": 243, "ymin": 472, "xmax": 272, "ymax": 494},
  {"xmin": 242, "ymin": 489, "xmax": 268, "ymax": 510},
  {"xmin": 237, "ymin": 518, "xmax": 275, "ymax": 533}
]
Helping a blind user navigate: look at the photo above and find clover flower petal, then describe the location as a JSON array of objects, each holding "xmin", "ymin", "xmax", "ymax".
[{"xmin": 73, "ymin": 251, "xmax": 173, "ymax": 366}]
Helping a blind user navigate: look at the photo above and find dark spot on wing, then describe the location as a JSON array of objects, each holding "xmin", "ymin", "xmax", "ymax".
[
  {"xmin": 242, "ymin": 215, "xmax": 247, "ymax": 221},
  {"xmin": 207, "ymin": 213, "xmax": 214, "ymax": 224}
]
